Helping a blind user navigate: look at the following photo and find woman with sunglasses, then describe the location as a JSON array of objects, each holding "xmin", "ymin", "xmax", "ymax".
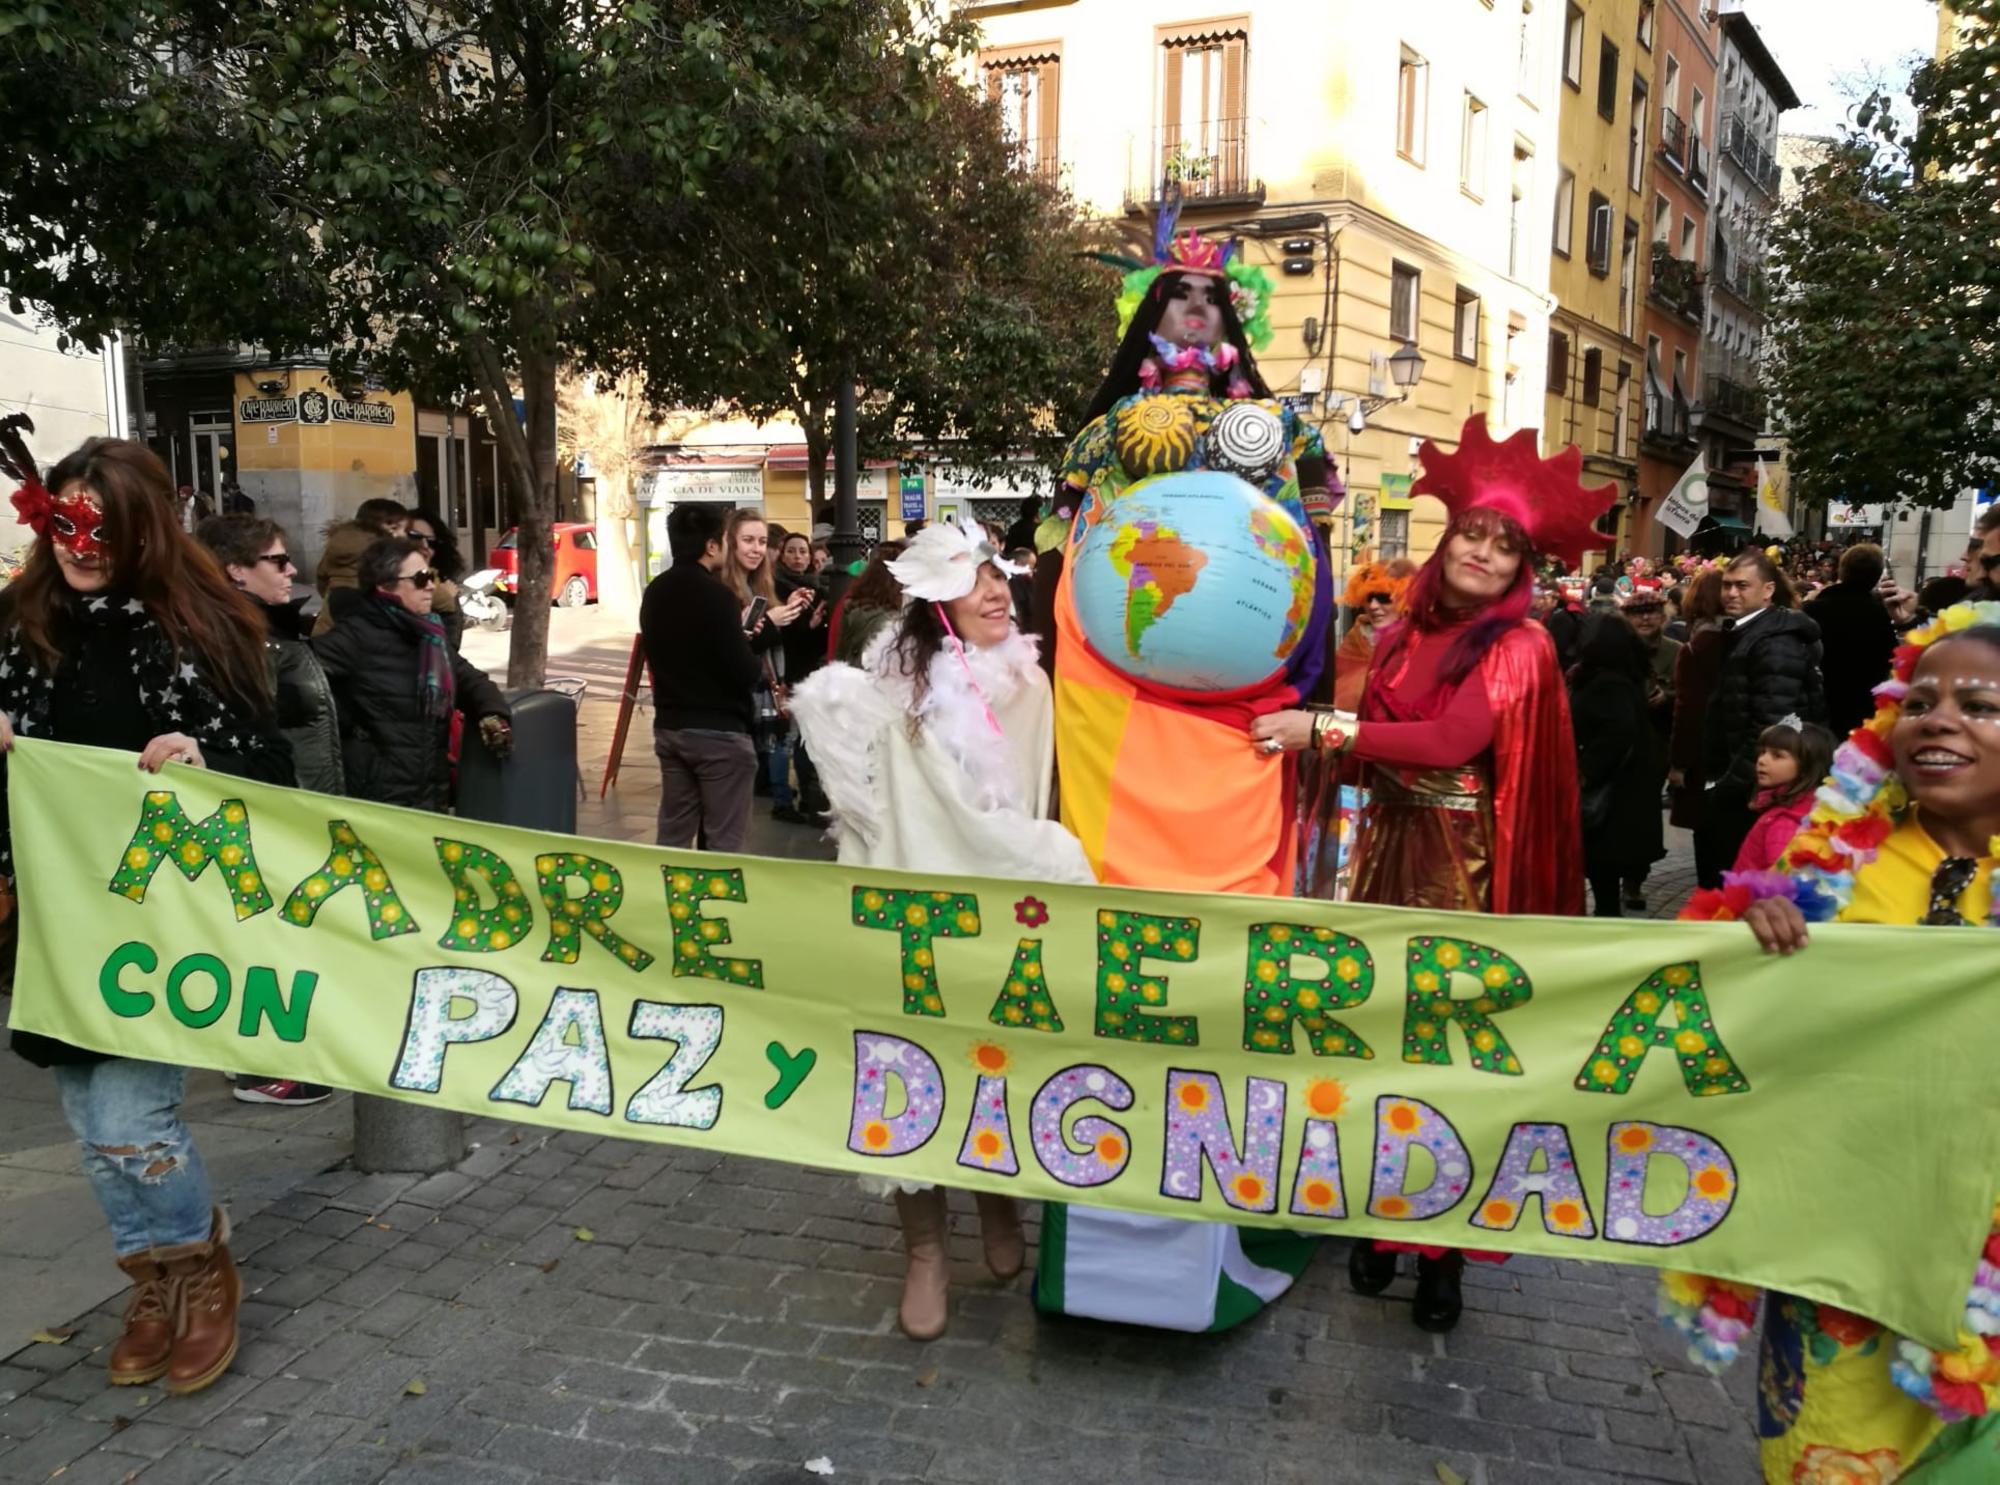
[
  {"xmin": 404, "ymin": 510, "xmax": 466, "ymax": 652},
  {"xmin": 196, "ymin": 515, "xmax": 344, "ymax": 796},
  {"xmin": 1332, "ymin": 558, "xmax": 1416, "ymax": 712},
  {"xmin": 1669, "ymin": 607, "xmax": 2000, "ymax": 1482},
  {"xmin": 312, "ymin": 538, "xmax": 512, "ymax": 811}
]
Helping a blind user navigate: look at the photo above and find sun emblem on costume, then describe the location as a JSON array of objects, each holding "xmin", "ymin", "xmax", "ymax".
[{"xmin": 1113, "ymin": 396, "xmax": 1199, "ymax": 480}]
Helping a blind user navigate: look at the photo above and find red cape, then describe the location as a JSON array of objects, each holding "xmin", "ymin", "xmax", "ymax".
[{"xmin": 1481, "ymin": 622, "xmax": 1585, "ymax": 916}]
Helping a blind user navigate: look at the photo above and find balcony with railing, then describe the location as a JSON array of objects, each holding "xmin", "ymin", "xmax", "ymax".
[
  {"xmin": 1002, "ymin": 135, "xmax": 1063, "ymax": 186},
  {"xmin": 1709, "ymin": 254, "xmax": 1768, "ymax": 309},
  {"xmin": 1643, "ymin": 382, "xmax": 1694, "ymax": 450},
  {"xmin": 1648, "ymin": 244, "xmax": 1705, "ymax": 324},
  {"xmin": 1721, "ymin": 114, "xmax": 1782, "ymax": 197},
  {"xmin": 1697, "ymin": 373, "xmax": 1765, "ymax": 435},
  {"xmin": 1657, "ymin": 107, "xmax": 1688, "ymax": 169},
  {"xmin": 1124, "ymin": 120, "xmax": 1263, "ymax": 211},
  {"xmin": 1687, "ymin": 134, "xmax": 1709, "ymax": 194}
]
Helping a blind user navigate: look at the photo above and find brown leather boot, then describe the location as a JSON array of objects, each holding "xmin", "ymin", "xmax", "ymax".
[
  {"xmin": 108, "ymin": 1253, "xmax": 173, "ymax": 1386},
  {"xmin": 158, "ymin": 1207, "xmax": 239, "ymax": 1395},
  {"xmin": 893, "ymin": 1187, "xmax": 950, "ymax": 1341},
  {"xmin": 972, "ymin": 1191, "xmax": 1024, "ymax": 1281}
]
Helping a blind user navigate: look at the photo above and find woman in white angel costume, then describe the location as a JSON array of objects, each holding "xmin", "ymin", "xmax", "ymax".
[{"xmin": 791, "ymin": 519, "xmax": 1093, "ymax": 1340}]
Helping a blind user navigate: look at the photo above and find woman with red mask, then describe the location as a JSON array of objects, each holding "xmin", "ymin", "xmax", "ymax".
[
  {"xmin": 0, "ymin": 429, "xmax": 292, "ymax": 1397},
  {"xmin": 1254, "ymin": 414, "xmax": 1609, "ymax": 1331}
]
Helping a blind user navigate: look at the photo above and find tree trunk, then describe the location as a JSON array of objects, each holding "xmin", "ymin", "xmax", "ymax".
[
  {"xmin": 593, "ymin": 464, "xmax": 643, "ymax": 625},
  {"xmin": 469, "ymin": 333, "xmax": 557, "ymax": 691}
]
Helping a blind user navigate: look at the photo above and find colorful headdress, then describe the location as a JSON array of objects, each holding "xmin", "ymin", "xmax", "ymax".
[
  {"xmin": 1412, "ymin": 415, "xmax": 1618, "ymax": 569},
  {"xmin": 1, "ymin": 414, "xmax": 51, "ymax": 537},
  {"xmin": 886, "ymin": 517, "xmax": 1024, "ymax": 605},
  {"xmin": 1111, "ymin": 190, "xmax": 1275, "ymax": 351},
  {"xmin": 1340, "ymin": 558, "xmax": 1416, "ymax": 611},
  {"xmin": 1667, "ymin": 600, "xmax": 2000, "ymax": 1411}
]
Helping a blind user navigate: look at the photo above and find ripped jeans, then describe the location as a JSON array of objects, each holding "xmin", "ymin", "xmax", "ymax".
[{"xmin": 53, "ymin": 1059, "xmax": 214, "ymax": 1255}]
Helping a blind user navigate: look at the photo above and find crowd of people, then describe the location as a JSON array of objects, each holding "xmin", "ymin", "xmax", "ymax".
[
  {"xmin": 0, "ymin": 289, "xmax": 1996, "ymax": 1483},
  {"xmin": 0, "ymin": 436, "xmax": 512, "ymax": 1396}
]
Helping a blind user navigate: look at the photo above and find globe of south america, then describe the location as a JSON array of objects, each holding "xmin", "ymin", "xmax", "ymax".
[{"xmin": 1069, "ymin": 469, "xmax": 1317, "ymax": 693}]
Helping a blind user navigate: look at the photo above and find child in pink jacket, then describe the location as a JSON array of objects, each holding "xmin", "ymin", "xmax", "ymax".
[{"xmin": 1731, "ymin": 719, "xmax": 1836, "ymax": 873}]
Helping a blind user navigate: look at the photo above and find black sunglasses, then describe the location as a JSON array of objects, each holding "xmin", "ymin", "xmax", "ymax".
[
  {"xmin": 397, "ymin": 570, "xmax": 436, "ymax": 590},
  {"xmin": 1980, "ymin": 552, "xmax": 2000, "ymax": 573},
  {"xmin": 1923, "ymin": 857, "xmax": 1978, "ymax": 927}
]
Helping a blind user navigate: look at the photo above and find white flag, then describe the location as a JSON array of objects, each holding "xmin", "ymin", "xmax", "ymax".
[
  {"xmin": 1656, "ymin": 456, "xmax": 1709, "ymax": 539},
  {"xmin": 1755, "ymin": 462, "xmax": 1793, "ymax": 539}
]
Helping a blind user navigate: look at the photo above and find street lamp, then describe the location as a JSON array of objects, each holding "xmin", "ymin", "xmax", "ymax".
[{"xmin": 1338, "ymin": 341, "xmax": 1427, "ymax": 433}]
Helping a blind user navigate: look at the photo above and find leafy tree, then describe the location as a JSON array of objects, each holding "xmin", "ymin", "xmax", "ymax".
[
  {"xmin": 0, "ymin": 0, "xmax": 999, "ymax": 684},
  {"xmin": 590, "ymin": 39, "xmax": 1116, "ymax": 520},
  {"xmin": 1765, "ymin": 0, "xmax": 2000, "ymax": 511}
]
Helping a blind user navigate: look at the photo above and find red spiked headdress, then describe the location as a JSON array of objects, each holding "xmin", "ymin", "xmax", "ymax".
[{"xmin": 1412, "ymin": 414, "xmax": 1617, "ymax": 568}]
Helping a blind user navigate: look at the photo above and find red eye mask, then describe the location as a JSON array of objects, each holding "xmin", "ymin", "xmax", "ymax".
[{"xmin": 49, "ymin": 489, "xmax": 107, "ymax": 561}]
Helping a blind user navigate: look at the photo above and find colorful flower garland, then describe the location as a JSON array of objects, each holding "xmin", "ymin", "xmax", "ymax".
[{"xmin": 1665, "ymin": 600, "xmax": 2000, "ymax": 1421}]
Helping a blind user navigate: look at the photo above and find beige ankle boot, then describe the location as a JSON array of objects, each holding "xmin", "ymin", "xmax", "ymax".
[
  {"xmin": 893, "ymin": 1187, "xmax": 950, "ymax": 1341},
  {"xmin": 972, "ymin": 1191, "xmax": 1024, "ymax": 1280}
]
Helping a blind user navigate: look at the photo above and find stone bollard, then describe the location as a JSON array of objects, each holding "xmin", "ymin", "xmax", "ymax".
[{"xmin": 353, "ymin": 1094, "xmax": 465, "ymax": 1174}]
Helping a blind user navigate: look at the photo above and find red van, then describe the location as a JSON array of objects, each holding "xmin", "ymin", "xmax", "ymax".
[{"xmin": 488, "ymin": 523, "xmax": 598, "ymax": 607}]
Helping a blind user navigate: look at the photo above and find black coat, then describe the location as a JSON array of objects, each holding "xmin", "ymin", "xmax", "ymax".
[
  {"xmin": 265, "ymin": 600, "xmax": 344, "ymax": 794},
  {"xmin": 1571, "ymin": 668, "xmax": 1664, "ymax": 874},
  {"xmin": 312, "ymin": 598, "xmax": 509, "ymax": 811},
  {"xmin": 1701, "ymin": 606, "xmax": 1826, "ymax": 802},
  {"xmin": 1803, "ymin": 579, "xmax": 1896, "ymax": 737}
]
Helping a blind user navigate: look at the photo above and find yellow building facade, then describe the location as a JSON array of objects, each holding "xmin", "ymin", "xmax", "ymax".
[
  {"xmin": 1542, "ymin": 0, "xmax": 1648, "ymax": 556},
  {"xmin": 967, "ymin": 0, "xmax": 1564, "ymax": 575}
]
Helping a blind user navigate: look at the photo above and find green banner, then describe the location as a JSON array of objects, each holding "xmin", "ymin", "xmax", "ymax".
[{"xmin": 9, "ymin": 739, "xmax": 1996, "ymax": 1347}]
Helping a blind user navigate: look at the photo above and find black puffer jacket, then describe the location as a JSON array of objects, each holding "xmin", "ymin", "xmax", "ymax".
[
  {"xmin": 264, "ymin": 600, "xmax": 344, "ymax": 794},
  {"xmin": 1802, "ymin": 579, "xmax": 1896, "ymax": 737},
  {"xmin": 312, "ymin": 597, "xmax": 509, "ymax": 811},
  {"xmin": 1701, "ymin": 606, "xmax": 1826, "ymax": 800}
]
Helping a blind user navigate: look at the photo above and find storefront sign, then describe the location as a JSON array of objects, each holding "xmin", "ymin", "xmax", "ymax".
[
  {"xmin": 10, "ymin": 739, "xmax": 1997, "ymax": 1349},
  {"xmin": 639, "ymin": 467, "xmax": 765, "ymax": 507},
  {"xmin": 292, "ymin": 389, "xmax": 396, "ymax": 428},
  {"xmin": 900, "ymin": 472, "xmax": 927, "ymax": 522},
  {"xmin": 238, "ymin": 397, "xmax": 297, "ymax": 424}
]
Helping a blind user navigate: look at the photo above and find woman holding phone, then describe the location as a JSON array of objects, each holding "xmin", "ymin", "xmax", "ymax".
[{"xmin": 719, "ymin": 510, "xmax": 813, "ymax": 813}]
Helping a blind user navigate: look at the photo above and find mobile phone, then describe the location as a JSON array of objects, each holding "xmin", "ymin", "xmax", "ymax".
[{"xmin": 743, "ymin": 596, "xmax": 768, "ymax": 632}]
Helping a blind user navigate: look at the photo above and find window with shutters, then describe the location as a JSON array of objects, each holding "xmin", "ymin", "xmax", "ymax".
[
  {"xmin": 1548, "ymin": 330, "xmax": 1570, "ymax": 394},
  {"xmin": 1460, "ymin": 94, "xmax": 1489, "ymax": 198},
  {"xmin": 981, "ymin": 45, "xmax": 1062, "ymax": 183},
  {"xmin": 1629, "ymin": 78, "xmax": 1648, "ymax": 189},
  {"xmin": 1638, "ymin": 0, "xmax": 1656, "ymax": 50},
  {"xmin": 1390, "ymin": 262, "xmax": 1421, "ymax": 342},
  {"xmin": 1582, "ymin": 347, "xmax": 1603, "ymax": 405},
  {"xmin": 1553, "ymin": 168, "xmax": 1575, "ymax": 257},
  {"xmin": 1586, "ymin": 191, "xmax": 1614, "ymax": 276},
  {"xmin": 1597, "ymin": 37, "xmax": 1619, "ymax": 121},
  {"xmin": 1158, "ymin": 23, "xmax": 1250, "ymax": 200},
  {"xmin": 1614, "ymin": 361, "xmax": 1633, "ymax": 454},
  {"xmin": 1563, "ymin": 5, "xmax": 1585, "ymax": 88},
  {"xmin": 1397, "ymin": 46, "xmax": 1428, "ymax": 165},
  {"xmin": 1454, "ymin": 287, "xmax": 1481, "ymax": 363}
]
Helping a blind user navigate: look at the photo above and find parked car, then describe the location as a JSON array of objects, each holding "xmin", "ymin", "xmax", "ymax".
[{"xmin": 490, "ymin": 523, "xmax": 598, "ymax": 607}]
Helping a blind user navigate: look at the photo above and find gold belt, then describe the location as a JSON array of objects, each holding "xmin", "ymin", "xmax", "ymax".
[{"xmin": 1368, "ymin": 767, "xmax": 1489, "ymax": 813}]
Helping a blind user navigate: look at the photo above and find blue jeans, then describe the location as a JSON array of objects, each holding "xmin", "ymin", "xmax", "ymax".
[{"xmin": 53, "ymin": 1059, "xmax": 215, "ymax": 1255}]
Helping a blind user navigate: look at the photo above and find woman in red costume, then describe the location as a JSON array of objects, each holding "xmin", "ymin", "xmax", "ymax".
[{"xmin": 1254, "ymin": 414, "xmax": 1611, "ymax": 1330}]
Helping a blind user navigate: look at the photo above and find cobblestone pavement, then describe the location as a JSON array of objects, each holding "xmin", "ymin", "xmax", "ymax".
[{"xmin": 0, "ymin": 610, "xmax": 1755, "ymax": 1483}]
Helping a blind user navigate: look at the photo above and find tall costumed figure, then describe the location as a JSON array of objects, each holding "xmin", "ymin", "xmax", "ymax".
[
  {"xmin": 1254, "ymin": 413, "xmax": 1608, "ymax": 1330},
  {"xmin": 1033, "ymin": 199, "xmax": 1338, "ymax": 1331}
]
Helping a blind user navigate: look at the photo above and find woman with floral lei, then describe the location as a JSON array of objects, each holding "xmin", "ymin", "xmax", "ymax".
[
  {"xmin": 1256, "ymin": 414, "xmax": 1612, "ymax": 1330},
  {"xmin": 0, "ymin": 427, "xmax": 292, "ymax": 1397},
  {"xmin": 1669, "ymin": 602, "xmax": 2000, "ymax": 1482},
  {"xmin": 792, "ymin": 520, "xmax": 1092, "ymax": 1341}
]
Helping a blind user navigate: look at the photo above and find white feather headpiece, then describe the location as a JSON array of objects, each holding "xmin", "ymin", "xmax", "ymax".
[{"xmin": 885, "ymin": 517, "xmax": 1025, "ymax": 604}]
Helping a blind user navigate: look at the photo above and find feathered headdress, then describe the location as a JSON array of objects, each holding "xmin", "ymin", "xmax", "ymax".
[
  {"xmin": 1105, "ymin": 185, "xmax": 1275, "ymax": 351},
  {"xmin": 1413, "ymin": 414, "xmax": 1618, "ymax": 569},
  {"xmin": 0, "ymin": 414, "xmax": 52, "ymax": 537},
  {"xmin": 886, "ymin": 518, "xmax": 1025, "ymax": 605},
  {"xmin": 1341, "ymin": 557, "xmax": 1417, "ymax": 611}
]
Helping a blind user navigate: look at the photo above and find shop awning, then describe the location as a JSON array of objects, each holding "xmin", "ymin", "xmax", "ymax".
[
  {"xmin": 764, "ymin": 444, "xmax": 896, "ymax": 472},
  {"xmin": 1704, "ymin": 512, "xmax": 1751, "ymax": 530}
]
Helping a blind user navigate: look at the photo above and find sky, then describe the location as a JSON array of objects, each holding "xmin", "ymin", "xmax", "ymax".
[{"xmin": 1739, "ymin": 0, "xmax": 1941, "ymax": 137}]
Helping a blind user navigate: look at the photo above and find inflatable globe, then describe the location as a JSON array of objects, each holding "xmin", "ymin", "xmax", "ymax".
[{"xmin": 1070, "ymin": 470, "xmax": 1316, "ymax": 692}]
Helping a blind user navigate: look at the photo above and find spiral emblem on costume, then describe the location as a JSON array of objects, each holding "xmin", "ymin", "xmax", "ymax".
[
  {"xmin": 1200, "ymin": 401, "xmax": 1287, "ymax": 485},
  {"xmin": 1114, "ymin": 396, "xmax": 1198, "ymax": 479}
]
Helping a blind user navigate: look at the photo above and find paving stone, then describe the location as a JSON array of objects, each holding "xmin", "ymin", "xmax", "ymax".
[
  {"xmin": 1558, "ymin": 1433, "xmax": 1699, "ymax": 1482},
  {"xmin": 0, "ymin": 1414, "xmax": 124, "ymax": 1477},
  {"xmin": 1655, "ymin": 1368, "xmax": 1746, "ymax": 1431}
]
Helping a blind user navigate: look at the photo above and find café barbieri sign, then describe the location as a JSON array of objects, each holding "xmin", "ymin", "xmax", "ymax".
[
  {"xmin": 237, "ymin": 389, "xmax": 395, "ymax": 427},
  {"xmin": 8, "ymin": 738, "xmax": 1996, "ymax": 1349}
]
